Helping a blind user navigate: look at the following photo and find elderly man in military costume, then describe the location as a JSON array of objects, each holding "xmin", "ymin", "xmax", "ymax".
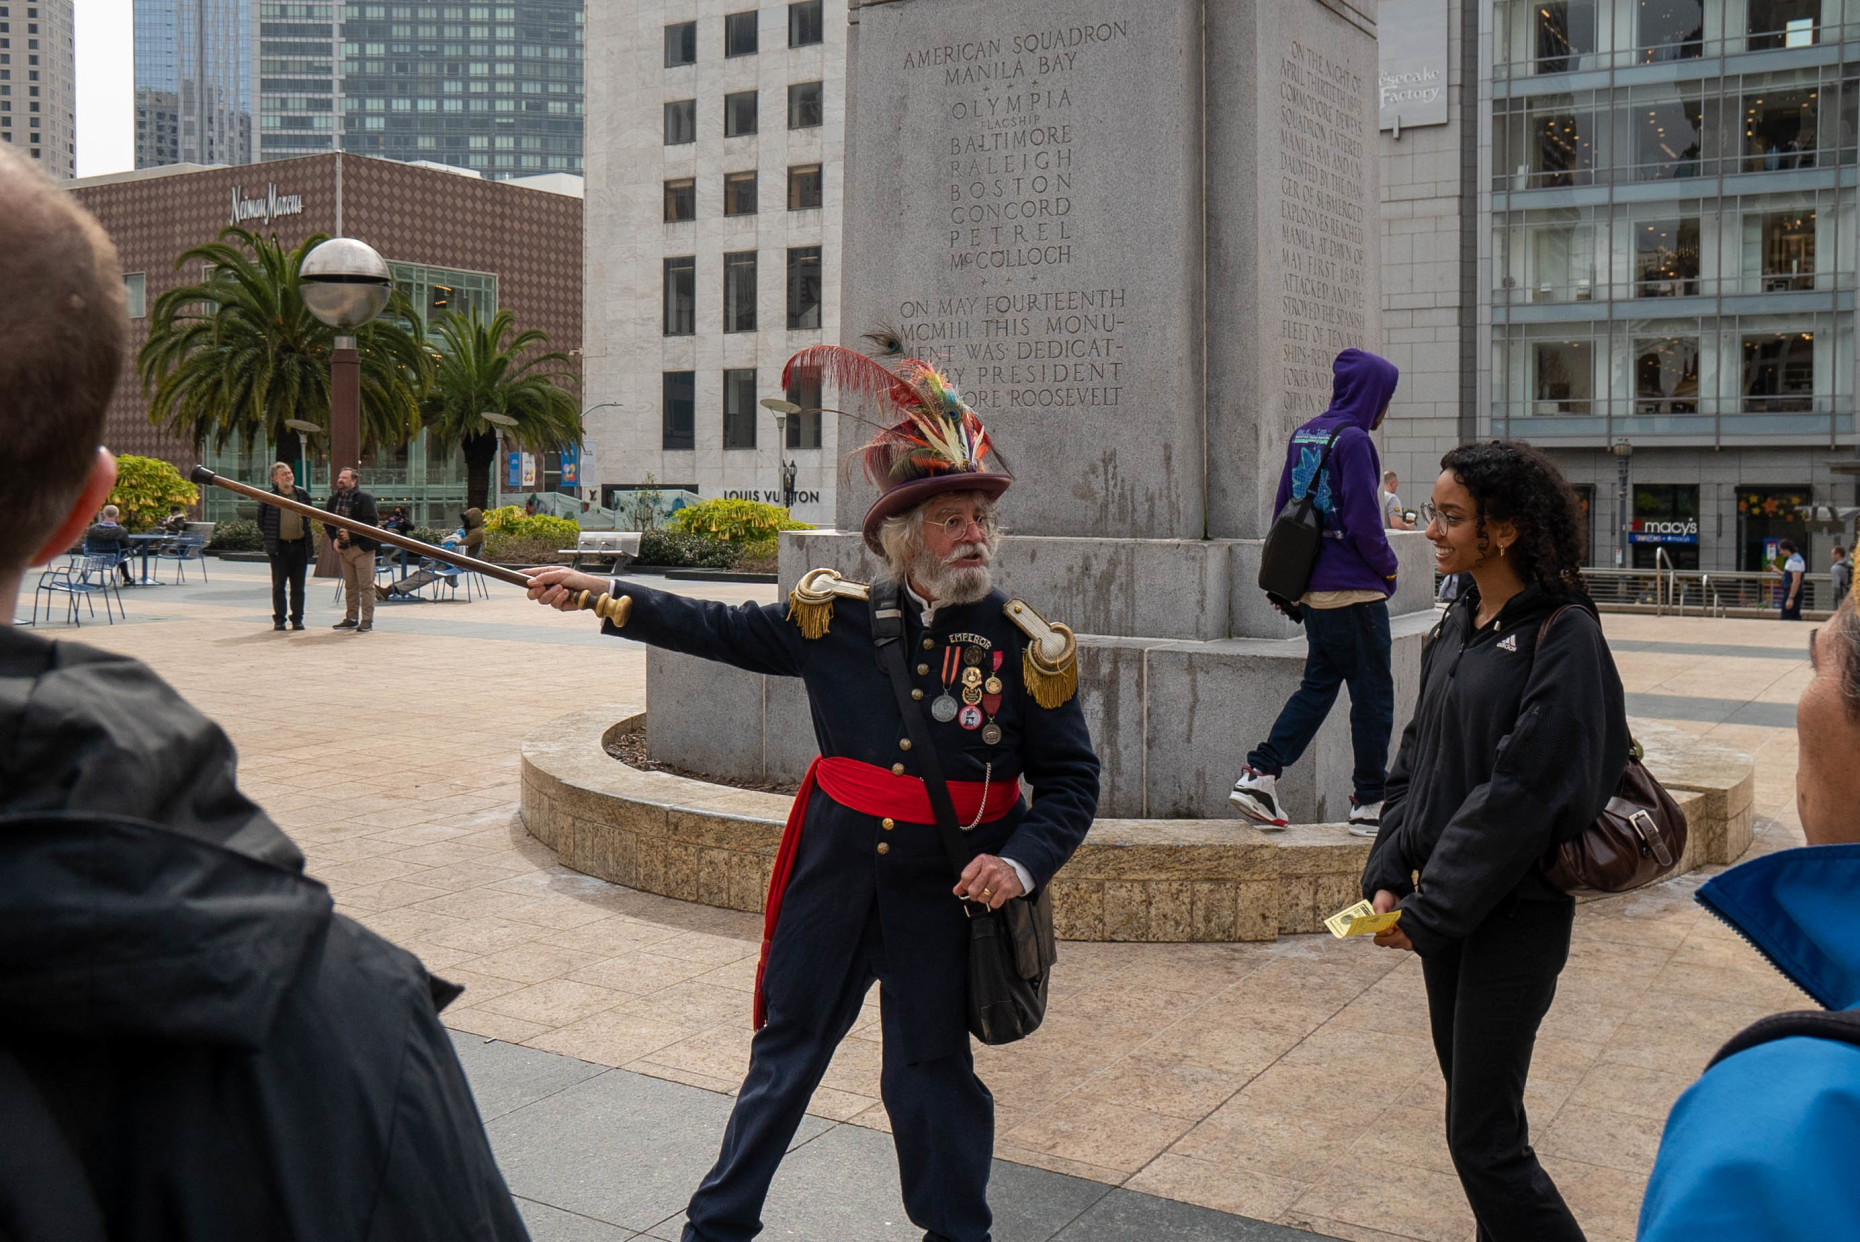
[{"xmin": 525, "ymin": 346, "xmax": 1099, "ymax": 1242}]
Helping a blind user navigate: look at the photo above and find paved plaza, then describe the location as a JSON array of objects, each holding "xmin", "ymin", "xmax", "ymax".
[{"xmin": 23, "ymin": 558, "xmax": 1813, "ymax": 1242}]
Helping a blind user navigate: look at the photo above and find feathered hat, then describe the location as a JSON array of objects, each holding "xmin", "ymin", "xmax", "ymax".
[{"xmin": 780, "ymin": 342, "xmax": 1011, "ymax": 555}]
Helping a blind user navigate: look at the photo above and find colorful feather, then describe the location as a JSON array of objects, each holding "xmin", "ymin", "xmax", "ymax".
[{"xmin": 781, "ymin": 343, "xmax": 917, "ymax": 410}]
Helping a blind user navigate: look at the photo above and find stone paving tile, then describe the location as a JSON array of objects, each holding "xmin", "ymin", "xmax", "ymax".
[{"xmin": 45, "ymin": 562, "xmax": 1821, "ymax": 1241}]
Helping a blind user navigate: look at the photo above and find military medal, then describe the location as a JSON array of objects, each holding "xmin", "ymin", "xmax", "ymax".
[
  {"xmin": 932, "ymin": 645, "xmax": 960, "ymax": 722},
  {"xmin": 963, "ymin": 645, "xmax": 984, "ymax": 667},
  {"xmin": 958, "ymin": 704, "xmax": 983, "ymax": 729},
  {"xmin": 980, "ymin": 651, "xmax": 1005, "ymax": 744}
]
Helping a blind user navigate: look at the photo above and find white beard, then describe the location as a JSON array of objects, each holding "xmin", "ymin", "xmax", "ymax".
[{"xmin": 911, "ymin": 538, "xmax": 996, "ymax": 605}]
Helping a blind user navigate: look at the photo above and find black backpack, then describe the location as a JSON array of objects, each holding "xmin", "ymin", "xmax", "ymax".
[{"xmin": 1258, "ymin": 430, "xmax": 1341, "ymax": 605}]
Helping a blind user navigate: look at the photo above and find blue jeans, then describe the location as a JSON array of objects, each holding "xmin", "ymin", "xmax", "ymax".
[{"xmin": 1247, "ymin": 599, "xmax": 1394, "ymax": 804}]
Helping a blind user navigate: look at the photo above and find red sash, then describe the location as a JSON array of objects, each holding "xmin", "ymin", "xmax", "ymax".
[{"xmin": 752, "ymin": 755, "xmax": 1022, "ymax": 1028}]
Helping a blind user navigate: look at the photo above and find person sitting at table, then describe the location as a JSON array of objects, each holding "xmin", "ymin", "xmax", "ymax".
[
  {"xmin": 381, "ymin": 505, "xmax": 416, "ymax": 576},
  {"xmin": 156, "ymin": 508, "xmax": 189, "ymax": 537},
  {"xmin": 84, "ymin": 504, "xmax": 132, "ymax": 583}
]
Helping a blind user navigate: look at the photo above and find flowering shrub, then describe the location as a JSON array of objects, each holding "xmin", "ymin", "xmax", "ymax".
[{"xmin": 108, "ymin": 456, "xmax": 199, "ymax": 532}]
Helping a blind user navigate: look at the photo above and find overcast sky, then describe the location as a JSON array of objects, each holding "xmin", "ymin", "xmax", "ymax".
[{"xmin": 75, "ymin": 0, "xmax": 134, "ymax": 177}]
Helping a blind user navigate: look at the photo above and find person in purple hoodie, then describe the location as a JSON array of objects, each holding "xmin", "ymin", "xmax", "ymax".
[{"xmin": 1230, "ymin": 349, "xmax": 1401, "ymax": 835}]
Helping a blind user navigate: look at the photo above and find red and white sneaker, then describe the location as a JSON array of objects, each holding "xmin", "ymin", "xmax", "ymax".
[{"xmin": 1228, "ymin": 767, "xmax": 1288, "ymax": 829}]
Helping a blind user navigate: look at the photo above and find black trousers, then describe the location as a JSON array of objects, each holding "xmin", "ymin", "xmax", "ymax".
[
  {"xmin": 1421, "ymin": 894, "xmax": 1585, "ymax": 1242},
  {"xmin": 269, "ymin": 539, "xmax": 310, "ymax": 624},
  {"xmin": 682, "ymin": 903, "xmax": 994, "ymax": 1242}
]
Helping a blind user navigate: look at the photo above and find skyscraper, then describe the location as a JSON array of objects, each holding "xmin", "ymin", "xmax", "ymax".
[
  {"xmin": 1, "ymin": 0, "xmax": 77, "ymax": 180},
  {"xmin": 133, "ymin": 0, "xmax": 252, "ymax": 168}
]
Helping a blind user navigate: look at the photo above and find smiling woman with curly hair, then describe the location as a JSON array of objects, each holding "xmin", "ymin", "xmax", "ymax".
[{"xmin": 1361, "ymin": 440, "xmax": 1632, "ymax": 1241}]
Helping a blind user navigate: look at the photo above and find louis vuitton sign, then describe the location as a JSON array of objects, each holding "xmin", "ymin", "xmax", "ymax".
[{"xmin": 229, "ymin": 182, "xmax": 305, "ymax": 226}]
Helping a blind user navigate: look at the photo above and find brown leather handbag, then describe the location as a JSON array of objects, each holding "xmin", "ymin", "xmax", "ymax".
[{"xmin": 1533, "ymin": 608, "xmax": 1689, "ymax": 895}]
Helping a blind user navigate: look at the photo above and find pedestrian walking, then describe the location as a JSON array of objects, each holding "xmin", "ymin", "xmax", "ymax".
[
  {"xmin": 0, "ymin": 141, "xmax": 526, "ymax": 1241},
  {"xmin": 1780, "ymin": 539, "xmax": 1807, "ymax": 619},
  {"xmin": 1638, "ymin": 593, "xmax": 1860, "ymax": 1239},
  {"xmin": 325, "ymin": 466, "xmax": 380, "ymax": 632},
  {"xmin": 258, "ymin": 462, "xmax": 313, "ymax": 630},
  {"xmin": 525, "ymin": 348, "xmax": 1099, "ymax": 1242},
  {"xmin": 1362, "ymin": 440, "xmax": 1630, "ymax": 1242},
  {"xmin": 1230, "ymin": 348, "xmax": 1401, "ymax": 835},
  {"xmin": 1833, "ymin": 544, "xmax": 1852, "ymax": 604}
]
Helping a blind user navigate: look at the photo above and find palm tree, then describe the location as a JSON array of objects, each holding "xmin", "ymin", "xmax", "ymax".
[
  {"xmin": 422, "ymin": 308, "xmax": 581, "ymax": 511},
  {"xmin": 138, "ymin": 227, "xmax": 432, "ymax": 471}
]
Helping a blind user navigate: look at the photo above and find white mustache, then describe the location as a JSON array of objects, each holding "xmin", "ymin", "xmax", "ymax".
[{"xmin": 947, "ymin": 541, "xmax": 992, "ymax": 565}]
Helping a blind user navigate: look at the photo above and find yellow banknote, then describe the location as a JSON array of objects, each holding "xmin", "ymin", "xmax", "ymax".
[{"xmin": 1324, "ymin": 900, "xmax": 1402, "ymax": 939}]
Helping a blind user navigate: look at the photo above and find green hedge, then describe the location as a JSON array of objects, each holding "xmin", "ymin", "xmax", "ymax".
[
  {"xmin": 206, "ymin": 519, "xmax": 264, "ymax": 551},
  {"xmin": 637, "ymin": 529, "xmax": 741, "ymax": 569}
]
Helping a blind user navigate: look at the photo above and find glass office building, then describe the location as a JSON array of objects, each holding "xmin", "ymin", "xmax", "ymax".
[
  {"xmin": 1485, "ymin": 0, "xmax": 1860, "ymax": 569},
  {"xmin": 133, "ymin": 0, "xmax": 252, "ymax": 167}
]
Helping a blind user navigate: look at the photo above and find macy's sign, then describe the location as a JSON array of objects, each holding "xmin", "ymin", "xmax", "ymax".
[{"xmin": 229, "ymin": 182, "xmax": 304, "ymax": 226}]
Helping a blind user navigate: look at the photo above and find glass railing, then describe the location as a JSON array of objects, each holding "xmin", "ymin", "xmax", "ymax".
[
  {"xmin": 1496, "ymin": 21, "xmax": 1858, "ymax": 79},
  {"xmin": 1494, "ymin": 272, "xmax": 1843, "ymax": 304}
]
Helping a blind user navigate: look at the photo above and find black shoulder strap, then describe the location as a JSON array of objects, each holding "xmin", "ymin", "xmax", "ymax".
[
  {"xmin": 870, "ymin": 581, "xmax": 974, "ymax": 882},
  {"xmin": 1709, "ymin": 1008, "xmax": 1860, "ymax": 1069}
]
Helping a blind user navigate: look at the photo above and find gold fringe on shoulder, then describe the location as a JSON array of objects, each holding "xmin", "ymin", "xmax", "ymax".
[
  {"xmin": 786, "ymin": 567, "xmax": 870, "ymax": 639},
  {"xmin": 1004, "ymin": 598, "xmax": 1079, "ymax": 708}
]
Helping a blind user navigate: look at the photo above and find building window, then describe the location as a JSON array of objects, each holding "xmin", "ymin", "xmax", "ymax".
[
  {"xmin": 1532, "ymin": 339, "xmax": 1592, "ymax": 414},
  {"xmin": 664, "ymin": 98, "xmax": 696, "ymax": 145},
  {"xmin": 723, "ymin": 170, "xmax": 757, "ymax": 216},
  {"xmin": 1496, "ymin": 102, "xmax": 1600, "ymax": 189},
  {"xmin": 1634, "ymin": 217, "xmax": 1700, "ymax": 297},
  {"xmin": 788, "ymin": 163, "xmax": 822, "ymax": 210},
  {"xmin": 1748, "ymin": 0, "xmax": 1817, "ymax": 49},
  {"xmin": 662, "ymin": 371, "xmax": 695, "ymax": 451},
  {"xmin": 1636, "ymin": 0, "xmax": 1702, "ymax": 62},
  {"xmin": 1633, "ymin": 337, "xmax": 1700, "ymax": 414},
  {"xmin": 785, "ymin": 363, "xmax": 823, "ymax": 448},
  {"xmin": 664, "ymin": 20, "xmax": 696, "ymax": 67},
  {"xmin": 786, "ymin": 246, "xmax": 821, "ymax": 330},
  {"xmin": 1736, "ymin": 486, "xmax": 1811, "ymax": 571},
  {"xmin": 1532, "ymin": 0, "xmax": 1595, "ymax": 72},
  {"xmin": 1742, "ymin": 332, "xmax": 1815, "ymax": 412},
  {"xmin": 1744, "ymin": 89, "xmax": 1818, "ymax": 172},
  {"xmin": 724, "ymin": 10, "xmax": 757, "ymax": 57},
  {"xmin": 789, "ymin": 0, "xmax": 823, "ymax": 47},
  {"xmin": 663, "ymin": 256, "xmax": 695, "ymax": 336},
  {"xmin": 723, "ymin": 250, "xmax": 757, "ymax": 332},
  {"xmin": 788, "ymin": 80, "xmax": 822, "ymax": 129},
  {"xmin": 722, "ymin": 367, "xmax": 758, "ymax": 448},
  {"xmin": 1628, "ymin": 96, "xmax": 1702, "ymax": 181},
  {"xmin": 1751, "ymin": 209, "xmax": 1816, "ymax": 292},
  {"xmin": 664, "ymin": 177, "xmax": 696, "ymax": 222},
  {"xmin": 123, "ymin": 272, "xmax": 146, "ymax": 319},
  {"xmin": 724, "ymin": 90, "xmax": 757, "ymax": 136}
]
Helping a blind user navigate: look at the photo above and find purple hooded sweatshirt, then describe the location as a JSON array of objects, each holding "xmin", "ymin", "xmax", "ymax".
[{"xmin": 1272, "ymin": 348, "xmax": 1401, "ymax": 597}]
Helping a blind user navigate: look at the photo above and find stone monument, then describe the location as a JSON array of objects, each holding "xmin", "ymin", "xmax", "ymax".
[{"xmin": 649, "ymin": 0, "xmax": 1437, "ymax": 822}]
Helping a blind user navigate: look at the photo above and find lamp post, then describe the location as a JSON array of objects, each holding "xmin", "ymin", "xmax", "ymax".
[
  {"xmin": 1613, "ymin": 438, "xmax": 1633, "ymax": 569},
  {"xmin": 577, "ymin": 403, "xmax": 623, "ymax": 506},
  {"xmin": 761, "ymin": 398, "xmax": 796, "ymax": 509},
  {"xmin": 299, "ymin": 238, "xmax": 392, "ymax": 487}
]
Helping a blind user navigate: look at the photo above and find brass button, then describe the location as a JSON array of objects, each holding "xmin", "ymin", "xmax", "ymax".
[
  {"xmin": 911, "ymin": 689, "xmax": 924, "ymax": 700},
  {"xmin": 916, "ymin": 663, "xmax": 929, "ymax": 676},
  {"xmin": 899, "ymin": 738, "xmax": 913, "ymax": 751},
  {"xmin": 922, "ymin": 638, "xmax": 935, "ymax": 650},
  {"xmin": 881, "ymin": 817, "xmax": 895, "ymax": 830},
  {"xmin": 891, "ymin": 762, "xmax": 905, "ymax": 776},
  {"xmin": 877, "ymin": 842, "xmax": 891, "ymax": 855}
]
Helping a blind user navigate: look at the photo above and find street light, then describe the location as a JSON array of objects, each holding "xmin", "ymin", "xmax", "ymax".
[
  {"xmin": 1613, "ymin": 438, "xmax": 1634, "ymax": 569},
  {"xmin": 761, "ymin": 398, "xmax": 798, "ymax": 508},
  {"xmin": 300, "ymin": 237, "xmax": 391, "ymax": 486}
]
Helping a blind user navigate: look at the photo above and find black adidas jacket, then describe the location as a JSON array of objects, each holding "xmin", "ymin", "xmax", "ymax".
[{"xmin": 1361, "ymin": 582, "xmax": 1631, "ymax": 957}]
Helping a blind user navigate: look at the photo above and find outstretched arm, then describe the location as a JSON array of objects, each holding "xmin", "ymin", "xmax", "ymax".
[{"xmin": 526, "ymin": 567, "xmax": 804, "ymax": 678}]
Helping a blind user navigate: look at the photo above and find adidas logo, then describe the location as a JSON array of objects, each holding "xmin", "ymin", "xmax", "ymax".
[{"xmin": 1497, "ymin": 634, "xmax": 1518, "ymax": 652}]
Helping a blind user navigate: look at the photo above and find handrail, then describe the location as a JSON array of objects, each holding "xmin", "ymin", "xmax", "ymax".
[{"xmin": 1578, "ymin": 566, "xmax": 1840, "ymax": 613}]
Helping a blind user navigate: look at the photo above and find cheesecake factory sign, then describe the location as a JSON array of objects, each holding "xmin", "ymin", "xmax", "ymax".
[{"xmin": 229, "ymin": 182, "xmax": 305, "ymax": 226}]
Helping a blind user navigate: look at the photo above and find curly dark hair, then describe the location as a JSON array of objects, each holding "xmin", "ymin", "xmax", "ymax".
[{"xmin": 1438, "ymin": 441, "xmax": 1587, "ymax": 596}]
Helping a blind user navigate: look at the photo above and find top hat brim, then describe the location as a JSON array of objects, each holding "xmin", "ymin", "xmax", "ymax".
[{"xmin": 861, "ymin": 472, "xmax": 1011, "ymax": 555}]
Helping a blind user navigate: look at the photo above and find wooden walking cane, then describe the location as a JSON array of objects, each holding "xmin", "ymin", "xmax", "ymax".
[{"xmin": 189, "ymin": 466, "xmax": 633, "ymax": 623}]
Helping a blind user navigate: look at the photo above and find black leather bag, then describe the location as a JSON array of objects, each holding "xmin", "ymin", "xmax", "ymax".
[
  {"xmin": 1533, "ymin": 606, "xmax": 1689, "ymax": 895},
  {"xmin": 870, "ymin": 583, "xmax": 1055, "ymax": 1045},
  {"xmin": 1257, "ymin": 430, "xmax": 1341, "ymax": 603}
]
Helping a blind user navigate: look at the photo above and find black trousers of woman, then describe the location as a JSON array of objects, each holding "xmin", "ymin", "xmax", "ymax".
[{"xmin": 1421, "ymin": 893, "xmax": 1585, "ymax": 1242}]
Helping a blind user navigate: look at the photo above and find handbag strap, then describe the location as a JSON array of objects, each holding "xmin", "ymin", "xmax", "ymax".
[{"xmin": 870, "ymin": 580, "xmax": 974, "ymax": 882}]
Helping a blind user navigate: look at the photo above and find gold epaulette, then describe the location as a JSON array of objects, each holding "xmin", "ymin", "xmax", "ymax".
[
  {"xmin": 1004, "ymin": 598, "xmax": 1078, "ymax": 708},
  {"xmin": 786, "ymin": 567, "xmax": 870, "ymax": 639}
]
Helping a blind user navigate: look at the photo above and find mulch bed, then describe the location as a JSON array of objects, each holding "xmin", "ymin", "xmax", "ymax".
[{"xmin": 605, "ymin": 727, "xmax": 802, "ymax": 797}]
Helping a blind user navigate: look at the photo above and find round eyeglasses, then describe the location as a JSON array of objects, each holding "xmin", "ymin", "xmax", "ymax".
[
  {"xmin": 924, "ymin": 511, "xmax": 1000, "ymax": 539},
  {"xmin": 1418, "ymin": 501, "xmax": 1467, "ymax": 530}
]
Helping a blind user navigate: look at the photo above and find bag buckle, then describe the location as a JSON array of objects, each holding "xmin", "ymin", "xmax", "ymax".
[{"xmin": 1629, "ymin": 808, "xmax": 1674, "ymax": 867}]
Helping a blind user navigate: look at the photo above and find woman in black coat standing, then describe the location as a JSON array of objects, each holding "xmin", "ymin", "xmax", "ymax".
[{"xmin": 1362, "ymin": 441, "xmax": 1630, "ymax": 1242}]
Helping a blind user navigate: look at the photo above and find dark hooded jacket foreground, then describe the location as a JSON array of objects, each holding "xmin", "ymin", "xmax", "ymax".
[
  {"xmin": 1361, "ymin": 582, "xmax": 1632, "ymax": 956},
  {"xmin": 0, "ymin": 625, "xmax": 527, "ymax": 1242}
]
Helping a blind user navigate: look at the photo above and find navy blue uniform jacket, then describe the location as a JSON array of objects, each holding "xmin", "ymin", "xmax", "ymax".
[{"xmin": 605, "ymin": 578, "xmax": 1100, "ymax": 1062}]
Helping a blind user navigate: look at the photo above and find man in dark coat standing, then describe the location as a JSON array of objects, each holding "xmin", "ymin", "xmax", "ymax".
[
  {"xmin": 326, "ymin": 465, "xmax": 381, "ymax": 632},
  {"xmin": 258, "ymin": 460, "xmax": 314, "ymax": 630},
  {"xmin": 526, "ymin": 348, "xmax": 1101, "ymax": 1242},
  {"xmin": 0, "ymin": 143, "xmax": 527, "ymax": 1242}
]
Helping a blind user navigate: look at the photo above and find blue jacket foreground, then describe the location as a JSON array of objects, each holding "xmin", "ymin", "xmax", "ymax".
[
  {"xmin": 1637, "ymin": 843, "xmax": 1860, "ymax": 1240},
  {"xmin": 1271, "ymin": 348, "xmax": 1401, "ymax": 597}
]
